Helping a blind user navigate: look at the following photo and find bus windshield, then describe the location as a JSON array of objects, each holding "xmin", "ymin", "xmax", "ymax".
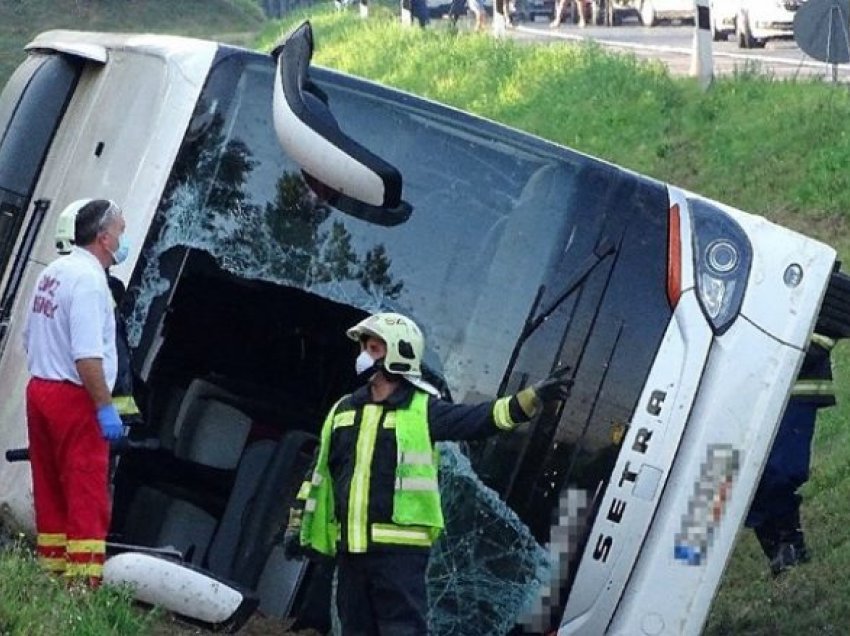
[
  {"xmin": 127, "ymin": 52, "xmax": 595, "ymax": 403},
  {"xmin": 123, "ymin": 50, "xmax": 670, "ymax": 633}
]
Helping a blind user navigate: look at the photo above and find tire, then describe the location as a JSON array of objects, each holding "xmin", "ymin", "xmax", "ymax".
[
  {"xmin": 640, "ymin": 0, "xmax": 656, "ymax": 26},
  {"xmin": 816, "ymin": 271, "xmax": 850, "ymax": 340}
]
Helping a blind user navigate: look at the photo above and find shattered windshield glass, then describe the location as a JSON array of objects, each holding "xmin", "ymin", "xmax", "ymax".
[
  {"xmin": 122, "ymin": 51, "xmax": 616, "ymax": 634},
  {"xmin": 127, "ymin": 54, "xmax": 585, "ymax": 404},
  {"xmin": 430, "ymin": 443, "xmax": 551, "ymax": 635}
]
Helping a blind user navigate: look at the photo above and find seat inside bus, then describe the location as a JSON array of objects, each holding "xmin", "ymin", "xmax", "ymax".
[
  {"xmin": 118, "ymin": 378, "xmax": 256, "ymax": 565},
  {"xmin": 111, "ymin": 251, "xmax": 365, "ymax": 616}
]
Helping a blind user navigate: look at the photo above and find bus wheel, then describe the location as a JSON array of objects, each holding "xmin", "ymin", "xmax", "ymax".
[{"xmin": 816, "ymin": 270, "xmax": 850, "ymax": 340}]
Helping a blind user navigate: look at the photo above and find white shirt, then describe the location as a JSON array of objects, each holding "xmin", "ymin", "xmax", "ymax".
[{"xmin": 23, "ymin": 247, "xmax": 117, "ymax": 390}]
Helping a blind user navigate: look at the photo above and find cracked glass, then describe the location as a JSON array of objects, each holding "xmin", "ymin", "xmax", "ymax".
[{"xmin": 122, "ymin": 50, "xmax": 600, "ymax": 633}]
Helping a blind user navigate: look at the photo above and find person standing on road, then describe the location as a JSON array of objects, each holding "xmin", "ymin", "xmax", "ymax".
[
  {"xmin": 550, "ymin": 0, "xmax": 587, "ymax": 28},
  {"xmin": 23, "ymin": 198, "xmax": 128, "ymax": 585},
  {"xmin": 745, "ymin": 333, "xmax": 836, "ymax": 576},
  {"xmin": 449, "ymin": 0, "xmax": 487, "ymax": 31},
  {"xmin": 284, "ymin": 312, "xmax": 573, "ymax": 635}
]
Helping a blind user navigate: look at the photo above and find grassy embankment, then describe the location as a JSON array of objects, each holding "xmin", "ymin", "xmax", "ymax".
[
  {"xmin": 257, "ymin": 9, "xmax": 850, "ymax": 635},
  {"xmin": 0, "ymin": 542, "xmax": 157, "ymax": 635},
  {"xmin": 0, "ymin": 0, "xmax": 265, "ymax": 85},
  {"xmin": 3, "ymin": 3, "xmax": 850, "ymax": 633}
]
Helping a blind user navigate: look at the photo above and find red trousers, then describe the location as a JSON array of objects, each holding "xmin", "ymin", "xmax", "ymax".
[{"xmin": 26, "ymin": 378, "xmax": 110, "ymax": 581}]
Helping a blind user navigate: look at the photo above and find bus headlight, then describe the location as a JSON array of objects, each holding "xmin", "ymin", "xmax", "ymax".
[{"xmin": 690, "ymin": 199, "xmax": 752, "ymax": 335}]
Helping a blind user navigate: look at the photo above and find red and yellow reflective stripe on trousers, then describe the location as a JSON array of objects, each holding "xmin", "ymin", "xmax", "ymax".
[
  {"xmin": 66, "ymin": 539, "xmax": 106, "ymax": 579},
  {"xmin": 36, "ymin": 532, "xmax": 67, "ymax": 574}
]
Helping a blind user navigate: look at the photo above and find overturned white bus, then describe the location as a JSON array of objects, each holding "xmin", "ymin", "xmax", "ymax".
[{"xmin": 0, "ymin": 23, "xmax": 847, "ymax": 635}]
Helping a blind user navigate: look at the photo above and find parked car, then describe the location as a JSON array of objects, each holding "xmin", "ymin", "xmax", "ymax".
[
  {"xmin": 518, "ymin": 0, "xmax": 557, "ymax": 21},
  {"xmin": 639, "ymin": 0, "xmax": 694, "ymax": 26},
  {"xmin": 711, "ymin": 0, "xmax": 803, "ymax": 47},
  {"xmin": 517, "ymin": 0, "xmax": 632, "ymax": 24}
]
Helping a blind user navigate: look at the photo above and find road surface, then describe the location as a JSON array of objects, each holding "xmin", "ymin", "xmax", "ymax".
[{"xmin": 508, "ymin": 18, "xmax": 850, "ymax": 80}]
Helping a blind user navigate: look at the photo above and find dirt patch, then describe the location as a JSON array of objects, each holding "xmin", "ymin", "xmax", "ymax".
[{"xmin": 148, "ymin": 612, "xmax": 324, "ymax": 636}]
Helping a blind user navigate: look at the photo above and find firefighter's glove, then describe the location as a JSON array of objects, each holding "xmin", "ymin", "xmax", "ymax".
[
  {"xmin": 97, "ymin": 404, "xmax": 124, "ymax": 441},
  {"xmin": 533, "ymin": 366, "xmax": 573, "ymax": 402}
]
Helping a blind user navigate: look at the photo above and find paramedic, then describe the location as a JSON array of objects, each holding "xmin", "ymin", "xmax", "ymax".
[
  {"xmin": 745, "ymin": 333, "xmax": 836, "ymax": 576},
  {"xmin": 285, "ymin": 312, "xmax": 573, "ymax": 635},
  {"xmin": 23, "ymin": 199, "xmax": 128, "ymax": 584},
  {"xmin": 55, "ymin": 202, "xmax": 139, "ymax": 422}
]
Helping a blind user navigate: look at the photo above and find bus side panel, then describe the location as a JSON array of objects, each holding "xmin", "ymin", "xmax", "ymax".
[
  {"xmin": 560, "ymin": 291, "xmax": 712, "ymax": 632},
  {"xmin": 605, "ymin": 321, "xmax": 802, "ymax": 635},
  {"xmin": 0, "ymin": 42, "xmax": 215, "ymax": 533},
  {"xmin": 0, "ymin": 265, "xmax": 44, "ymax": 530},
  {"xmin": 605, "ymin": 231, "xmax": 835, "ymax": 635}
]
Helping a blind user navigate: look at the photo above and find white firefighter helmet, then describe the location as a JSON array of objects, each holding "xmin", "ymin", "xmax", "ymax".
[
  {"xmin": 55, "ymin": 198, "xmax": 93, "ymax": 254},
  {"xmin": 346, "ymin": 312, "xmax": 439, "ymax": 396}
]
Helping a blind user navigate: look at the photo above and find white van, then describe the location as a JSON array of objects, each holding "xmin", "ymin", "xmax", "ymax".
[
  {"xmin": 0, "ymin": 24, "xmax": 845, "ymax": 634},
  {"xmin": 711, "ymin": 0, "xmax": 803, "ymax": 47}
]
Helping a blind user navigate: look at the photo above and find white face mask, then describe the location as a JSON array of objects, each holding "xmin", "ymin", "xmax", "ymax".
[{"xmin": 355, "ymin": 350, "xmax": 376, "ymax": 376}]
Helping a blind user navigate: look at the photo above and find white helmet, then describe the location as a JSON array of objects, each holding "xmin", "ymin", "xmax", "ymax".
[
  {"xmin": 54, "ymin": 198, "xmax": 92, "ymax": 254},
  {"xmin": 347, "ymin": 312, "xmax": 424, "ymax": 376},
  {"xmin": 347, "ymin": 312, "xmax": 439, "ymax": 396}
]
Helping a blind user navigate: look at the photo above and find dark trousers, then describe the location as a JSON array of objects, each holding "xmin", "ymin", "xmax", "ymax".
[
  {"xmin": 746, "ymin": 400, "xmax": 818, "ymax": 532},
  {"xmin": 448, "ymin": 0, "xmax": 467, "ymax": 19},
  {"xmin": 337, "ymin": 551, "xmax": 430, "ymax": 636},
  {"xmin": 411, "ymin": 0, "xmax": 430, "ymax": 26}
]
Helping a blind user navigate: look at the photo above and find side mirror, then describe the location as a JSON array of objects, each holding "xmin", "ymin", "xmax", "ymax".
[{"xmin": 271, "ymin": 21, "xmax": 412, "ymax": 226}]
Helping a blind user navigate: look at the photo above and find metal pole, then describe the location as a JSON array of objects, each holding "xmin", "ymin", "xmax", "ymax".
[{"xmin": 690, "ymin": 0, "xmax": 714, "ymax": 89}]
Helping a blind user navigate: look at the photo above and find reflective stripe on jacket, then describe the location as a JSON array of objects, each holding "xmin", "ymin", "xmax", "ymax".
[
  {"xmin": 299, "ymin": 398, "xmax": 342, "ymax": 557},
  {"xmin": 389, "ymin": 391, "xmax": 444, "ymax": 541},
  {"xmin": 791, "ymin": 333, "xmax": 836, "ymax": 407},
  {"xmin": 300, "ymin": 392, "xmax": 444, "ymax": 555}
]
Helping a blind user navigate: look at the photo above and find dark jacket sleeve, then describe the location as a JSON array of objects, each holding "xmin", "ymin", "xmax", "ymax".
[
  {"xmin": 427, "ymin": 393, "xmax": 536, "ymax": 442},
  {"xmin": 792, "ymin": 334, "xmax": 836, "ymax": 408}
]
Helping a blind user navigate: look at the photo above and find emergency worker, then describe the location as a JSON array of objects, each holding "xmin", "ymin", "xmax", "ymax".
[
  {"xmin": 56, "ymin": 202, "xmax": 139, "ymax": 420},
  {"xmin": 745, "ymin": 333, "xmax": 836, "ymax": 576},
  {"xmin": 285, "ymin": 312, "xmax": 572, "ymax": 635},
  {"xmin": 23, "ymin": 198, "xmax": 129, "ymax": 585}
]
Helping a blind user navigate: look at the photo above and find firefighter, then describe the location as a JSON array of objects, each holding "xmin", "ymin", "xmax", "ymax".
[
  {"xmin": 23, "ymin": 199, "xmax": 128, "ymax": 585},
  {"xmin": 284, "ymin": 312, "xmax": 572, "ymax": 635},
  {"xmin": 745, "ymin": 333, "xmax": 836, "ymax": 576}
]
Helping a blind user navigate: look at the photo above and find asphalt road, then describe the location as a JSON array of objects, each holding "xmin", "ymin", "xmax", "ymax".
[{"xmin": 508, "ymin": 17, "xmax": 850, "ymax": 80}]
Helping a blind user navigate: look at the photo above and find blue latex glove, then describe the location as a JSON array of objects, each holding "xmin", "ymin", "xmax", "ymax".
[{"xmin": 96, "ymin": 404, "xmax": 124, "ymax": 441}]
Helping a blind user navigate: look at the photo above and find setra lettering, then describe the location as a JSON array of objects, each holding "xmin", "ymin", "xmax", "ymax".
[
  {"xmin": 647, "ymin": 390, "xmax": 666, "ymax": 416},
  {"xmin": 618, "ymin": 461, "xmax": 638, "ymax": 487},
  {"xmin": 632, "ymin": 427, "xmax": 652, "ymax": 454},
  {"xmin": 607, "ymin": 498, "xmax": 626, "ymax": 524},
  {"xmin": 593, "ymin": 533, "xmax": 613, "ymax": 562}
]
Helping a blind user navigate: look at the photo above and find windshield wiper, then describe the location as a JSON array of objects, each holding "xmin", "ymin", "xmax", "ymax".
[
  {"xmin": 526, "ymin": 235, "xmax": 616, "ymax": 338},
  {"xmin": 498, "ymin": 234, "xmax": 616, "ymax": 394}
]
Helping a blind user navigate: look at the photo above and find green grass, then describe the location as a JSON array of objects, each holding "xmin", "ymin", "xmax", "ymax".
[
  {"xmin": 0, "ymin": 541, "xmax": 157, "ymax": 635},
  {"xmin": 0, "ymin": 0, "xmax": 265, "ymax": 85}
]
